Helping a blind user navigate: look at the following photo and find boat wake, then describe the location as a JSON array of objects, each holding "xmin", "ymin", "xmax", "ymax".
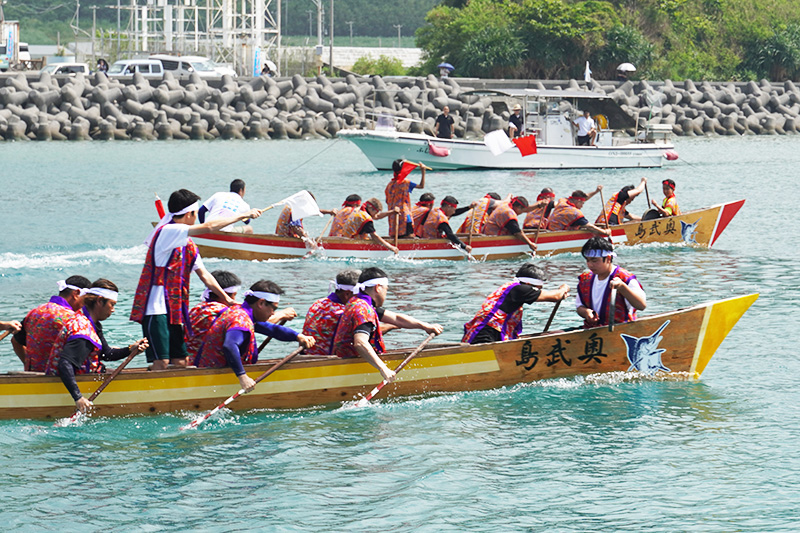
[{"xmin": 0, "ymin": 246, "xmax": 146, "ymax": 271}]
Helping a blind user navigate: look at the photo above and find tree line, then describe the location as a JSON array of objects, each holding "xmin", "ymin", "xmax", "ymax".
[{"xmin": 412, "ymin": 0, "xmax": 800, "ymax": 81}]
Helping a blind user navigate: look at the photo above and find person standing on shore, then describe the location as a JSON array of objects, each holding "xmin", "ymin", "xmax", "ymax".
[{"xmin": 434, "ymin": 105, "xmax": 455, "ymax": 139}]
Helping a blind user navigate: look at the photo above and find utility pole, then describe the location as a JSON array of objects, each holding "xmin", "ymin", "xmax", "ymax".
[
  {"xmin": 329, "ymin": 0, "xmax": 334, "ymax": 76},
  {"xmin": 306, "ymin": 10, "xmax": 313, "ymax": 39},
  {"xmin": 347, "ymin": 21, "xmax": 353, "ymax": 46},
  {"xmin": 91, "ymin": 5, "xmax": 97, "ymax": 66},
  {"xmin": 394, "ymin": 24, "xmax": 402, "ymax": 48},
  {"xmin": 116, "ymin": 0, "xmax": 120, "ymax": 56}
]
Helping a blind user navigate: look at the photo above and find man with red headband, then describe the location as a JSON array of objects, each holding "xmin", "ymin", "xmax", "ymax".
[
  {"xmin": 386, "ymin": 158, "xmax": 426, "ymax": 239},
  {"xmin": 596, "ymin": 177, "xmax": 648, "ymax": 226},
  {"xmin": 301, "ymin": 269, "xmax": 360, "ymax": 355},
  {"xmin": 341, "ymin": 198, "xmax": 399, "ymax": 254},
  {"xmin": 484, "ymin": 196, "xmax": 539, "ymax": 252},
  {"xmin": 547, "ymin": 187, "xmax": 610, "ymax": 236},
  {"xmin": 412, "ymin": 193, "xmax": 436, "ymax": 236},
  {"xmin": 523, "ymin": 188, "xmax": 556, "ymax": 230},
  {"xmin": 652, "ymin": 179, "xmax": 681, "ymax": 217},
  {"xmin": 331, "ymin": 267, "xmax": 442, "ymax": 381},
  {"xmin": 329, "ymin": 194, "xmax": 362, "ymax": 237},
  {"xmin": 576, "ymin": 237, "xmax": 646, "ymax": 328},
  {"xmin": 419, "ymin": 196, "xmax": 473, "ymax": 252}
]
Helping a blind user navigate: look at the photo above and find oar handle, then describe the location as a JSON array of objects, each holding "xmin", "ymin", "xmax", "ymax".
[
  {"xmin": 608, "ymin": 287, "xmax": 617, "ymax": 332},
  {"xmin": 542, "ymin": 299, "xmax": 562, "ymax": 333},
  {"xmin": 317, "ymin": 214, "xmax": 334, "ymax": 241},
  {"xmin": 252, "ymin": 346, "xmax": 305, "ymax": 386},
  {"xmin": 258, "ymin": 318, "xmax": 289, "ymax": 354}
]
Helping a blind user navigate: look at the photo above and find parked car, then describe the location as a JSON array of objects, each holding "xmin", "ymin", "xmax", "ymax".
[
  {"xmin": 150, "ymin": 54, "xmax": 237, "ymax": 79},
  {"xmin": 40, "ymin": 62, "xmax": 90, "ymax": 75},
  {"xmin": 107, "ymin": 59, "xmax": 164, "ymax": 79}
]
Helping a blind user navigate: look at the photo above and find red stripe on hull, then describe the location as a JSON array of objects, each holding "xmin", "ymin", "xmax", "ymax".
[{"xmin": 710, "ymin": 199, "xmax": 745, "ymax": 247}]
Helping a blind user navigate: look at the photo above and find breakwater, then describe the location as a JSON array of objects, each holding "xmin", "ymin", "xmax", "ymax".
[{"xmin": 0, "ymin": 70, "xmax": 797, "ymax": 141}]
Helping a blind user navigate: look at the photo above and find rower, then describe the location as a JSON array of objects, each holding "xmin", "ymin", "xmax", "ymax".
[
  {"xmin": 46, "ymin": 279, "xmax": 149, "ymax": 414},
  {"xmin": 198, "ymin": 179, "xmax": 253, "ymax": 233},
  {"xmin": 192, "ymin": 280, "xmax": 315, "ymax": 392},
  {"xmin": 385, "ymin": 158, "xmax": 426, "ymax": 238},
  {"xmin": 547, "ymin": 187, "xmax": 610, "ymax": 236},
  {"xmin": 651, "ymin": 179, "xmax": 681, "ymax": 217},
  {"xmin": 462, "ymin": 263, "xmax": 569, "ymax": 344},
  {"xmin": 576, "ymin": 237, "xmax": 646, "ymax": 328},
  {"xmin": 595, "ymin": 177, "xmax": 647, "ymax": 226},
  {"xmin": 131, "ymin": 189, "xmax": 262, "ymax": 371},
  {"xmin": 483, "ymin": 196, "xmax": 538, "ymax": 252},
  {"xmin": 329, "ymin": 194, "xmax": 362, "ymax": 237},
  {"xmin": 11, "ymin": 276, "xmax": 91, "ymax": 372},
  {"xmin": 275, "ymin": 191, "xmax": 336, "ymax": 240},
  {"xmin": 185, "ymin": 270, "xmax": 241, "ymax": 360},
  {"xmin": 301, "ymin": 269, "xmax": 360, "ymax": 355},
  {"xmin": 411, "ymin": 192, "xmax": 435, "ymax": 236},
  {"xmin": 456, "ymin": 192, "xmax": 501, "ymax": 234},
  {"xmin": 419, "ymin": 196, "xmax": 473, "ymax": 253},
  {"xmin": 331, "ymin": 267, "xmax": 443, "ymax": 382},
  {"xmin": 340, "ymin": 198, "xmax": 399, "ymax": 254},
  {"xmin": 522, "ymin": 188, "xmax": 556, "ymax": 231}
]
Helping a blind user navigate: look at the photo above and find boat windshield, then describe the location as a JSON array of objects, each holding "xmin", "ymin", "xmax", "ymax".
[{"xmin": 375, "ymin": 114, "xmax": 396, "ymax": 131}]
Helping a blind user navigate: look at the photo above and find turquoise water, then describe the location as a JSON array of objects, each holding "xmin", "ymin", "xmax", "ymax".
[{"xmin": 0, "ymin": 136, "xmax": 798, "ymax": 531}]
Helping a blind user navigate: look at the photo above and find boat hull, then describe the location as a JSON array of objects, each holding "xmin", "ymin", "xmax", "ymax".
[
  {"xmin": 339, "ymin": 129, "xmax": 674, "ymax": 170},
  {"xmin": 0, "ymin": 294, "xmax": 758, "ymax": 420},
  {"xmin": 192, "ymin": 200, "xmax": 745, "ymax": 262}
]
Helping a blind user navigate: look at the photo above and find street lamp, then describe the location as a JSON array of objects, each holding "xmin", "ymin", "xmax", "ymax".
[
  {"xmin": 393, "ymin": 24, "xmax": 402, "ymax": 48},
  {"xmin": 347, "ymin": 21, "xmax": 353, "ymax": 46}
]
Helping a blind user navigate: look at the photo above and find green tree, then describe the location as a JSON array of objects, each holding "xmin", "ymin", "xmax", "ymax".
[{"xmin": 351, "ymin": 54, "xmax": 406, "ymax": 76}]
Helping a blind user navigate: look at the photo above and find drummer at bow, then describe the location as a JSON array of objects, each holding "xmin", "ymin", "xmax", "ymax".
[{"xmin": 575, "ymin": 237, "xmax": 646, "ymax": 328}]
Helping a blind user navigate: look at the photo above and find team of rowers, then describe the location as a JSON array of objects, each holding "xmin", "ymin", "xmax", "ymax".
[
  {"xmin": 0, "ymin": 170, "xmax": 681, "ymax": 413},
  {"xmin": 210, "ymin": 161, "xmax": 681, "ymax": 255}
]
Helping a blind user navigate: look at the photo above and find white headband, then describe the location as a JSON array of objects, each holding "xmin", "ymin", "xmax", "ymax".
[
  {"xmin": 244, "ymin": 290, "xmax": 280, "ymax": 303},
  {"xmin": 583, "ymin": 249, "xmax": 616, "ymax": 258},
  {"xmin": 145, "ymin": 201, "xmax": 201, "ymax": 246},
  {"xmin": 514, "ymin": 276, "xmax": 544, "ymax": 287},
  {"xmin": 202, "ymin": 285, "xmax": 241, "ymax": 302},
  {"xmin": 57, "ymin": 280, "xmax": 83, "ymax": 293},
  {"xmin": 354, "ymin": 277, "xmax": 389, "ymax": 294},
  {"xmin": 329, "ymin": 280, "xmax": 356, "ymax": 293},
  {"xmin": 84, "ymin": 287, "xmax": 118, "ymax": 302}
]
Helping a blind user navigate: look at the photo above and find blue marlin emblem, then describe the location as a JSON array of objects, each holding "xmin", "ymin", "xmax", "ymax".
[
  {"xmin": 621, "ymin": 320, "xmax": 671, "ymax": 375},
  {"xmin": 680, "ymin": 219, "xmax": 700, "ymax": 243}
]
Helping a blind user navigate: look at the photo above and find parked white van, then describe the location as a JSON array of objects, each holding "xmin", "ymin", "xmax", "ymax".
[
  {"xmin": 108, "ymin": 59, "xmax": 164, "ymax": 79},
  {"xmin": 40, "ymin": 62, "xmax": 91, "ymax": 75},
  {"xmin": 150, "ymin": 54, "xmax": 237, "ymax": 79}
]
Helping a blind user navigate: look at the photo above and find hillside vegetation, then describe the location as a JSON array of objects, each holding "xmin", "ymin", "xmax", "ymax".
[{"xmin": 414, "ymin": 0, "xmax": 800, "ymax": 81}]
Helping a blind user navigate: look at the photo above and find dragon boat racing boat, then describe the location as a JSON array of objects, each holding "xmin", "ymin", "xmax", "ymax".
[
  {"xmin": 339, "ymin": 89, "xmax": 678, "ymax": 171},
  {"xmin": 0, "ymin": 294, "xmax": 757, "ymax": 420},
  {"xmin": 192, "ymin": 200, "xmax": 744, "ymax": 262}
]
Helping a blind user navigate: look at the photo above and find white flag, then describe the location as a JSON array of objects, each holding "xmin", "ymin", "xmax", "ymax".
[
  {"xmin": 272, "ymin": 190, "xmax": 322, "ymax": 220},
  {"xmin": 483, "ymin": 129, "xmax": 515, "ymax": 156},
  {"xmin": 584, "ymin": 61, "xmax": 592, "ymax": 83}
]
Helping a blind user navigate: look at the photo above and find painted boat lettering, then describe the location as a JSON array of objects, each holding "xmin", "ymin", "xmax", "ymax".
[
  {"xmin": 634, "ymin": 218, "xmax": 678, "ymax": 239},
  {"xmin": 606, "ymin": 151, "xmax": 634, "ymax": 156},
  {"xmin": 622, "ymin": 320, "xmax": 671, "ymax": 375},
  {"xmin": 517, "ymin": 333, "xmax": 612, "ymax": 371}
]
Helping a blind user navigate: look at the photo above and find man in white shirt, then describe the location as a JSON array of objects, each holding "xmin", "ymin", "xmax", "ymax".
[
  {"xmin": 573, "ymin": 110, "xmax": 597, "ymax": 146},
  {"xmin": 131, "ymin": 189, "xmax": 262, "ymax": 370},
  {"xmin": 575, "ymin": 237, "xmax": 646, "ymax": 328},
  {"xmin": 198, "ymin": 179, "xmax": 253, "ymax": 233}
]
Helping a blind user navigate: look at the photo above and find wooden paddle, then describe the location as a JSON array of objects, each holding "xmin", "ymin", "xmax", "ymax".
[
  {"xmin": 316, "ymin": 214, "xmax": 334, "ymax": 241},
  {"xmin": 532, "ymin": 203, "xmax": 547, "ymax": 246},
  {"xmin": 542, "ymin": 299, "xmax": 562, "ymax": 333},
  {"xmin": 180, "ymin": 346, "xmax": 305, "ymax": 431},
  {"xmin": 393, "ymin": 211, "xmax": 400, "ymax": 249},
  {"xmin": 608, "ymin": 287, "xmax": 617, "ymax": 332},
  {"xmin": 257, "ymin": 318, "xmax": 289, "ymax": 354},
  {"xmin": 353, "ymin": 332, "xmax": 437, "ymax": 408},
  {"xmin": 57, "ymin": 347, "xmax": 141, "ymax": 426},
  {"xmin": 467, "ymin": 205, "xmax": 477, "ymax": 246}
]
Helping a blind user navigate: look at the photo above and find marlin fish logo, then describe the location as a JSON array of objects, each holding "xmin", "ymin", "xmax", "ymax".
[
  {"xmin": 621, "ymin": 320, "xmax": 671, "ymax": 375},
  {"xmin": 680, "ymin": 219, "xmax": 700, "ymax": 243}
]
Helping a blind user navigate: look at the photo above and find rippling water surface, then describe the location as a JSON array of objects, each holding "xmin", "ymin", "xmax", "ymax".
[{"xmin": 0, "ymin": 136, "xmax": 797, "ymax": 531}]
